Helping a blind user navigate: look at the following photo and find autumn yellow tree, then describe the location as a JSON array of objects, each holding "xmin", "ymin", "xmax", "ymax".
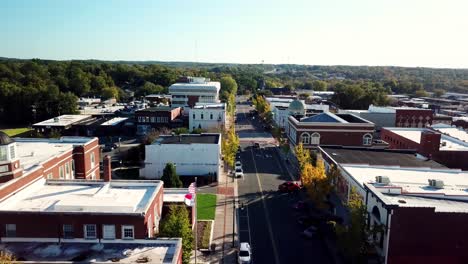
[
  {"xmin": 0, "ymin": 251, "xmax": 15, "ymax": 264},
  {"xmin": 307, "ymin": 160, "xmax": 328, "ymax": 207},
  {"xmin": 294, "ymin": 143, "xmax": 310, "ymax": 170},
  {"xmin": 222, "ymin": 126, "xmax": 239, "ymax": 169}
]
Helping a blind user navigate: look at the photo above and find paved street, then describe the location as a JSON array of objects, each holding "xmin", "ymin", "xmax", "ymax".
[{"xmin": 235, "ymin": 100, "xmax": 332, "ymax": 264}]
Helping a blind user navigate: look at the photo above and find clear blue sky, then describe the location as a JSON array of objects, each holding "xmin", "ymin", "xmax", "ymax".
[{"xmin": 1, "ymin": 0, "xmax": 467, "ymax": 68}]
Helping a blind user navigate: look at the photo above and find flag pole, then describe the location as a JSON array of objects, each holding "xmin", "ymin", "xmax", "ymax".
[{"xmin": 194, "ymin": 177, "xmax": 197, "ymax": 264}]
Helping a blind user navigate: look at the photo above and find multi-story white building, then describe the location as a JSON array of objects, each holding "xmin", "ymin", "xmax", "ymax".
[
  {"xmin": 169, "ymin": 77, "xmax": 221, "ymax": 108},
  {"xmin": 141, "ymin": 133, "xmax": 221, "ymax": 181},
  {"xmin": 189, "ymin": 103, "xmax": 226, "ymax": 132}
]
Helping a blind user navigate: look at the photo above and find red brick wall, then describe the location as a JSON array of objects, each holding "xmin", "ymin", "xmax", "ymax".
[
  {"xmin": 143, "ymin": 186, "xmax": 164, "ymax": 237},
  {"xmin": 432, "ymin": 151, "xmax": 468, "ymax": 170},
  {"xmin": 387, "ymin": 207, "xmax": 468, "ymax": 264},
  {"xmin": 0, "ymin": 212, "xmax": 147, "ymax": 239},
  {"xmin": 73, "ymin": 139, "xmax": 100, "ymax": 179},
  {"xmin": 381, "ymin": 128, "xmax": 420, "ymax": 150},
  {"xmin": 292, "ymin": 125, "xmax": 374, "ymax": 147},
  {"xmin": 395, "ymin": 109, "xmax": 433, "ymax": 127}
]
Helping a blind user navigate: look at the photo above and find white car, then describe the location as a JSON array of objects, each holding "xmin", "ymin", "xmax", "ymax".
[
  {"xmin": 302, "ymin": 226, "xmax": 318, "ymax": 239},
  {"xmin": 238, "ymin": 242, "xmax": 252, "ymax": 264},
  {"xmin": 235, "ymin": 161, "xmax": 242, "ymax": 170},
  {"xmin": 235, "ymin": 168, "xmax": 244, "ymax": 178}
]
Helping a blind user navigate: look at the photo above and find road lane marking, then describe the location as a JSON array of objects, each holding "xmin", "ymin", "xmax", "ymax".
[{"xmin": 249, "ymin": 148, "xmax": 281, "ymax": 264}]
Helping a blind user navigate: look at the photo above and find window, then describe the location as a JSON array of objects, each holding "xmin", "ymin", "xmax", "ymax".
[
  {"xmin": 70, "ymin": 160, "xmax": 75, "ymax": 178},
  {"xmin": 0, "ymin": 165, "xmax": 8, "ymax": 173},
  {"xmin": 311, "ymin": 133, "xmax": 320, "ymax": 145},
  {"xmin": 47, "ymin": 173, "xmax": 53, "ymax": 179},
  {"xmin": 193, "ymin": 114, "xmax": 195, "ymax": 119},
  {"xmin": 103, "ymin": 225, "xmax": 116, "ymax": 240},
  {"xmin": 150, "ymin": 117, "xmax": 156, "ymax": 123},
  {"xmin": 9, "ymin": 145, "xmax": 15, "ymax": 159},
  {"xmin": 90, "ymin": 171, "xmax": 96, "ymax": 180},
  {"xmin": 122, "ymin": 225, "xmax": 134, "ymax": 239},
  {"xmin": 63, "ymin": 224, "xmax": 74, "ymax": 238},
  {"xmin": 363, "ymin": 134, "xmax": 373, "ymax": 146},
  {"xmin": 90, "ymin": 153, "xmax": 95, "ymax": 168},
  {"xmin": 0, "ymin": 147, "xmax": 7, "ymax": 161},
  {"xmin": 5, "ymin": 224, "xmax": 16, "ymax": 237},
  {"xmin": 300, "ymin": 133, "xmax": 310, "ymax": 144},
  {"xmin": 201, "ymin": 114, "xmax": 204, "ymax": 120},
  {"xmin": 65, "ymin": 163, "xmax": 70, "ymax": 178},
  {"xmin": 84, "ymin": 224, "xmax": 97, "ymax": 239},
  {"xmin": 210, "ymin": 113, "xmax": 213, "ymax": 120},
  {"xmin": 59, "ymin": 166, "xmax": 64, "ymax": 179}
]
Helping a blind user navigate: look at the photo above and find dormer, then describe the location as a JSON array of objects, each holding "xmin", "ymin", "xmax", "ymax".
[{"xmin": 0, "ymin": 132, "xmax": 22, "ymax": 181}]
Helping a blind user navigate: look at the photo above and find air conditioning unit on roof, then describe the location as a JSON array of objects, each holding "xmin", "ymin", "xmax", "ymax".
[
  {"xmin": 376, "ymin": 176, "xmax": 390, "ymax": 184},
  {"xmin": 428, "ymin": 179, "xmax": 444, "ymax": 189}
]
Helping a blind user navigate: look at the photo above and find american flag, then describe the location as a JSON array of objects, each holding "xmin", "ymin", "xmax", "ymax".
[{"xmin": 188, "ymin": 182, "xmax": 196, "ymax": 194}]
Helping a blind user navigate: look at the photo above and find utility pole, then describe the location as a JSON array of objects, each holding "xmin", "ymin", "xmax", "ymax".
[{"xmin": 194, "ymin": 176, "xmax": 198, "ymax": 264}]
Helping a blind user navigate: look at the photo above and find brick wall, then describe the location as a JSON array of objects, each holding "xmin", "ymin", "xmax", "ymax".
[
  {"xmin": 387, "ymin": 207, "xmax": 468, "ymax": 264},
  {"xmin": 292, "ymin": 124, "xmax": 374, "ymax": 147},
  {"xmin": 395, "ymin": 109, "xmax": 433, "ymax": 127},
  {"xmin": 0, "ymin": 212, "xmax": 147, "ymax": 239}
]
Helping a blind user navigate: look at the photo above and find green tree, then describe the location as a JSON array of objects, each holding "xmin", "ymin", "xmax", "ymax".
[
  {"xmin": 313, "ymin": 80, "xmax": 328, "ymax": 91},
  {"xmin": 161, "ymin": 163, "xmax": 182, "ymax": 188},
  {"xmin": 101, "ymin": 86, "xmax": 119, "ymax": 100},
  {"xmin": 433, "ymin": 88, "xmax": 446, "ymax": 98},
  {"xmin": 174, "ymin": 127, "xmax": 189, "ymax": 135},
  {"xmin": 57, "ymin": 92, "xmax": 78, "ymax": 115},
  {"xmin": 414, "ymin": 89, "xmax": 429, "ymax": 97},
  {"xmin": 160, "ymin": 205, "xmax": 194, "ymax": 264}
]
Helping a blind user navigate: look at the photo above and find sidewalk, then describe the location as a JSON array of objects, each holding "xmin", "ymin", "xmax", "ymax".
[{"xmin": 192, "ymin": 164, "xmax": 238, "ymax": 264}]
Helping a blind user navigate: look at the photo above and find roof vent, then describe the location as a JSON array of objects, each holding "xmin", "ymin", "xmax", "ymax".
[
  {"xmin": 376, "ymin": 176, "xmax": 390, "ymax": 185},
  {"xmin": 428, "ymin": 179, "xmax": 444, "ymax": 189},
  {"xmin": 54, "ymin": 117, "xmax": 60, "ymax": 122}
]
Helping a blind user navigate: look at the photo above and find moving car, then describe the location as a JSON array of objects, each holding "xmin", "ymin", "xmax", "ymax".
[
  {"xmin": 278, "ymin": 181, "xmax": 301, "ymax": 192},
  {"xmin": 235, "ymin": 168, "xmax": 244, "ymax": 178},
  {"xmin": 235, "ymin": 161, "xmax": 242, "ymax": 170},
  {"xmin": 238, "ymin": 242, "xmax": 252, "ymax": 264},
  {"xmin": 302, "ymin": 226, "xmax": 318, "ymax": 239}
]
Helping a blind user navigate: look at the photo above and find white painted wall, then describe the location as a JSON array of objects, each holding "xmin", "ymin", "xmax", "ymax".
[
  {"xmin": 189, "ymin": 105, "xmax": 226, "ymax": 132},
  {"xmin": 141, "ymin": 142, "xmax": 221, "ymax": 180}
]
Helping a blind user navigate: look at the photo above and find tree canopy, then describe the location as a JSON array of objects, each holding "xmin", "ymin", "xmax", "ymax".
[
  {"xmin": 161, "ymin": 163, "xmax": 182, "ymax": 188},
  {"xmin": 160, "ymin": 205, "xmax": 194, "ymax": 264}
]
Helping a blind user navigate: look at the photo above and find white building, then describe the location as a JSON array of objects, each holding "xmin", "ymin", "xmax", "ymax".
[
  {"xmin": 141, "ymin": 134, "xmax": 221, "ymax": 180},
  {"xmin": 266, "ymin": 97, "xmax": 329, "ymax": 129},
  {"xmin": 169, "ymin": 77, "xmax": 221, "ymax": 108},
  {"xmin": 189, "ymin": 103, "xmax": 226, "ymax": 132}
]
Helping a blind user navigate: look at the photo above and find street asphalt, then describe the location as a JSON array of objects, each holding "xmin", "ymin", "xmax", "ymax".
[{"xmin": 235, "ymin": 100, "xmax": 332, "ymax": 264}]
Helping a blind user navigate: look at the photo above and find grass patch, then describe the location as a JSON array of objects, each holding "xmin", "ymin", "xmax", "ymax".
[
  {"xmin": 196, "ymin": 221, "xmax": 212, "ymax": 249},
  {"xmin": 197, "ymin": 194, "xmax": 217, "ymax": 220},
  {"xmin": 0, "ymin": 128, "xmax": 31, "ymax": 137}
]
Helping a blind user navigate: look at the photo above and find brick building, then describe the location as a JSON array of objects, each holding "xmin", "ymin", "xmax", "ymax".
[
  {"xmin": 381, "ymin": 126, "xmax": 468, "ymax": 170},
  {"xmin": 135, "ymin": 106, "xmax": 183, "ymax": 135},
  {"xmin": 287, "ymin": 112, "xmax": 376, "ymax": 149},
  {"xmin": 0, "ymin": 176, "xmax": 164, "ymax": 241},
  {"xmin": 0, "ymin": 132, "xmax": 101, "ymax": 201}
]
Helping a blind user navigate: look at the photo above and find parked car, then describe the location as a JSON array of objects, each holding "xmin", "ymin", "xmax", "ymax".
[
  {"xmin": 292, "ymin": 201, "xmax": 307, "ymax": 211},
  {"xmin": 253, "ymin": 142, "xmax": 260, "ymax": 149},
  {"xmin": 278, "ymin": 181, "xmax": 302, "ymax": 192},
  {"xmin": 238, "ymin": 242, "xmax": 252, "ymax": 264},
  {"xmin": 235, "ymin": 168, "xmax": 244, "ymax": 178},
  {"xmin": 235, "ymin": 161, "xmax": 242, "ymax": 170},
  {"xmin": 302, "ymin": 226, "xmax": 318, "ymax": 239}
]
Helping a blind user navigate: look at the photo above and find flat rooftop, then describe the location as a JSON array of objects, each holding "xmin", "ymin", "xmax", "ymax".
[
  {"xmin": 79, "ymin": 106, "xmax": 125, "ymax": 115},
  {"xmin": 163, "ymin": 188, "xmax": 188, "ymax": 203},
  {"xmin": 169, "ymin": 81, "xmax": 221, "ymax": 92},
  {"xmin": 13, "ymin": 137, "xmax": 96, "ymax": 174},
  {"xmin": 193, "ymin": 103, "xmax": 226, "ymax": 109},
  {"xmin": 100, "ymin": 117, "xmax": 129, "ymax": 126},
  {"xmin": 33, "ymin": 115, "xmax": 92, "ymax": 127},
  {"xmin": 156, "ymin": 133, "xmax": 220, "ymax": 145},
  {"xmin": 136, "ymin": 106, "xmax": 176, "ymax": 112},
  {"xmin": 431, "ymin": 124, "xmax": 468, "ymax": 143},
  {"xmin": 320, "ymin": 146, "xmax": 446, "ymax": 169},
  {"xmin": 385, "ymin": 127, "xmax": 468, "ymax": 151},
  {"xmin": 343, "ymin": 165, "xmax": 468, "ymax": 200},
  {"xmin": 0, "ymin": 179, "xmax": 161, "ymax": 214},
  {"xmin": 0, "ymin": 239, "xmax": 181, "ymax": 263}
]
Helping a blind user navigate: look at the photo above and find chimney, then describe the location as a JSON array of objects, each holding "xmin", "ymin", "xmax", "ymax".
[
  {"xmin": 103, "ymin": 155, "xmax": 112, "ymax": 182},
  {"xmin": 420, "ymin": 131, "xmax": 441, "ymax": 157}
]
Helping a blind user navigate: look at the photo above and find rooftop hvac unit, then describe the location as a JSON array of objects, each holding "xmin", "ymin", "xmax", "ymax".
[
  {"xmin": 376, "ymin": 176, "xmax": 390, "ymax": 185},
  {"xmin": 53, "ymin": 117, "xmax": 60, "ymax": 122},
  {"xmin": 428, "ymin": 179, "xmax": 444, "ymax": 189}
]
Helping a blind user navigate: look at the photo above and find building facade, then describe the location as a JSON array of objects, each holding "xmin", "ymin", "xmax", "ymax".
[
  {"xmin": 189, "ymin": 103, "xmax": 226, "ymax": 132},
  {"xmin": 0, "ymin": 177, "xmax": 164, "ymax": 241},
  {"xmin": 0, "ymin": 133, "xmax": 101, "ymax": 201},
  {"xmin": 287, "ymin": 112, "xmax": 376, "ymax": 149},
  {"xmin": 169, "ymin": 77, "xmax": 221, "ymax": 108},
  {"xmin": 135, "ymin": 106, "xmax": 183, "ymax": 135},
  {"xmin": 141, "ymin": 134, "xmax": 221, "ymax": 180},
  {"xmin": 381, "ymin": 127, "xmax": 468, "ymax": 170}
]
